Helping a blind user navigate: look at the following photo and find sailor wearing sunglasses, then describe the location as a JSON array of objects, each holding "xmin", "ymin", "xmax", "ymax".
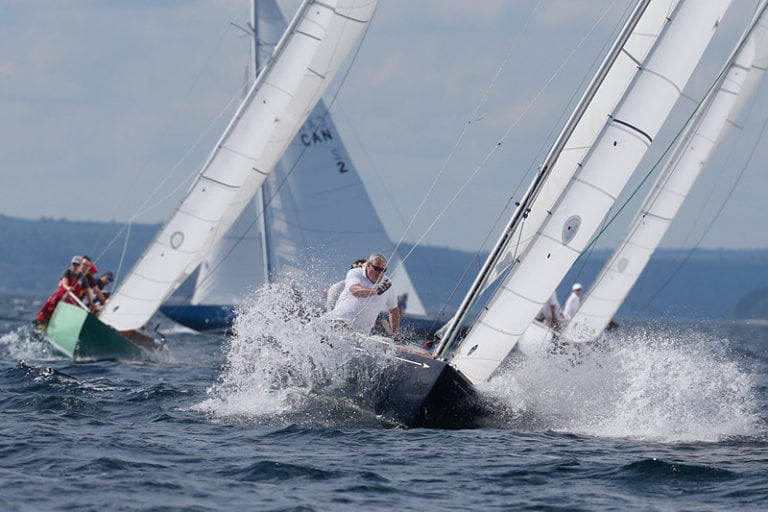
[{"xmin": 327, "ymin": 252, "xmax": 400, "ymax": 337}]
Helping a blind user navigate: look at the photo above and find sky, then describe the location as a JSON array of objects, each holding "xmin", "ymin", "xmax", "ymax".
[{"xmin": 1, "ymin": 0, "xmax": 767, "ymax": 253}]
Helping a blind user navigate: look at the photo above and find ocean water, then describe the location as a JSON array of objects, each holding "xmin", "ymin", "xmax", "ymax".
[{"xmin": 1, "ymin": 290, "xmax": 767, "ymax": 511}]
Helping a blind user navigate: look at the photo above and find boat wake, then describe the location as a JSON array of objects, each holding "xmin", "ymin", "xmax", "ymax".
[
  {"xmin": 194, "ymin": 279, "xmax": 406, "ymax": 428},
  {"xmin": 479, "ymin": 323, "xmax": 764, "ymax": 442}
]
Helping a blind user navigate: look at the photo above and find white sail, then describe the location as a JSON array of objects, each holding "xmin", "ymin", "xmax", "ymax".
[
  {"xmin": 564, "ymin": 1, "xmax": 768, "ymax": 342},
  {"xmin": 189, "ymin": 0, "xmax": 426, "ymax": 316},
  {"xmin": 441, "ymin": 0, "xmax": 733, "ymax": 385},
  {"xmin": 101, "ymin": 0, "xmax": 379, "ymax": 331},
  {"xmin": 478, "ymin": 1, "xmax": 681, "ymax": 290},
  {"xmin": 188, "ymin": 0, "xmax": 285, "ymax": 307},
  {"xmin": 190, "ymin": 199, "xmax": 265, "ymax": 306}
]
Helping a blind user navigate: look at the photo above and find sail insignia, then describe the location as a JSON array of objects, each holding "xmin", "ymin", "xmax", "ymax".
[{"xmin": 562, "ymin": 215, "xmax": 581, "ymax": 243}]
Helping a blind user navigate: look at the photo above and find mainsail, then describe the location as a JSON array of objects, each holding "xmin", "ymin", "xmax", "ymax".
[
  {"xmin": 564, "ymin": 1, "xmax": 768, "ymax": 342},
  {"xmin": 187, "ymin": 0, "xmax": 426, "ymax": 317},
  {"xmin": 435, "ymin": 0, "xmax": 734, "ymax": 385},
  {"xmin": 101, "ymin": 0, "xmax": 379, "ymax": 331}
]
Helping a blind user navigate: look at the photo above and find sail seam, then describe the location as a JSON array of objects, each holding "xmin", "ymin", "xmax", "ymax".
[
  {"xmin": 218, "ymin": 144, "xmax": 259, "ymax": 163},
  {"xmin": 640, "ymin": 67, "xmax": 683, "ymax": 97},
  {"xmin": 475, "ymin": 319, "xmax": 524, "ymax": 337},
  {"xmin": 567, "ymin": 175, "xmax": 616, "ymax": 203},
  {"xmin": 627, "ymin": 238, "xmax": 656, "ymax": 252}
]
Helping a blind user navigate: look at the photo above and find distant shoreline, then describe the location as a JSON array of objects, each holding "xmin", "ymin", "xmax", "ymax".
[{"xmin": 1, "ymin": 214, "xmax": 767, "ymax": 321}]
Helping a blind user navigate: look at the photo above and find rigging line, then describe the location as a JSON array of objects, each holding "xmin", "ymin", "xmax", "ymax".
[
  {"xmin": 639, "ymin": 93, "xmax": 768, "ymax": 313},
  {"xmin": 578, "ymin": 6, "xmax": 767, "ymax": 294},
  {"xmin": 92, "ymin": 2, "xmax": 250, "ymax": 270},
  {"xmin": 88, "ymin": 87, "xmax": 244, "ymax": 268},
  {"xmin": 108, "ymin": 222, "xmax": 133, "ymax": 291},
  {"xmin": 127, "ymin": 90, "xmax": 245, "ymax": 222},
  {"xmin": 447, "ymin": 0, "xmax": 631, "ymax": 301},
  {"xmin": 190, "ymin": 4, "xmax": 380, "ymax": 293},
  {"xmin": 389, "ymin": 1, "xmax": 625, "ymax": 320},
  {"xmin": 395, "ymin": 0, "xmax": 619, "ymax": 269},
  {"xmin": 468, "ymin": 0, "xmax": 630, "ymax": 294},
  {"xmin": 576, "ymin": 44, "xmax": 742, "ymax": 266},
  {"xmin": 112, "ymin": 1, "xmax": 250, "ymax": 227},
  {"xmin": 388, "ymin": 0, "xmax": 545, "ymax": 273}
]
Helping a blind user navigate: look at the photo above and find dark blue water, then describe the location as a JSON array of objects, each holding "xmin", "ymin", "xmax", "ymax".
[{"xmin": 2, "ymin": 292, "xmax": 767, "ymax": 511}]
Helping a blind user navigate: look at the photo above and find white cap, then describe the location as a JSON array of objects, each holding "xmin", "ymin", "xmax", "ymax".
[{"xmin": 572, "ymin": 283, "xmax": 583, "ymax": 291}]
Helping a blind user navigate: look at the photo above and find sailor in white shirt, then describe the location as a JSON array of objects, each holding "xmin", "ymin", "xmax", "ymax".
[
  {"xmin": 327, "ymin": 253, "xmax": 400, "ymax": 336},
  {"xmin": 562, "ymin": 282, "xmax": 583, "ymax": 322}
]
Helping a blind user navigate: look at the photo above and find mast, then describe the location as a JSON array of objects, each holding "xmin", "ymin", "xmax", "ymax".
[
  {"xmin": 252, "ymin": 0, "xmax": 272, "ymax": 285},
  {"xmin": 433, "ymin": 0, "xmax": 653, "ymax": 359},
  {"xmin": 101, "ymin": 0, "xmax": 380, "ymax": 331}
]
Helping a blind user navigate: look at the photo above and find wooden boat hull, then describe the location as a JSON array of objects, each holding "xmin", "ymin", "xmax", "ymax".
[
  {"xmin": 358, "ymin": 339, "xmax": 480, "ymax": 428},
  {"xmin": 45, "ymin": 302, "xmax": 165, "ymax": 362}
]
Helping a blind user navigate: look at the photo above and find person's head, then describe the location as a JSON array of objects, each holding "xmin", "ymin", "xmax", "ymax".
[
  {"xmin": 365, "ymin": 252, "xmax": 388, "ymax": 283},
  {"xmin": 572, "ymin": 283, "xmax": 583, "ymax": 295},
  {"xmin": 81, "ymin": 255, "xmax": 97, "ymax": 274},
  {"xmin": 101, "ymin": 271, "xmax": 114, "ymax": 284},
  {"xmin": 350, "ymin": 258, "xmax": 367, "ymax": 269},
  {"xmin": 71, "ymin": 255, "xmax": 82, "ymax": 269}
]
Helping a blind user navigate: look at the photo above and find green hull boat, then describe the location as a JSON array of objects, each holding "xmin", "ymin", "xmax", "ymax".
[{"xmin": 45, "ymin": 302, "xmax": 167, "ymax": 362}]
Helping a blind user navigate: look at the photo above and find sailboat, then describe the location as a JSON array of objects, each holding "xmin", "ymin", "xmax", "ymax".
[
  {"xmin": 563, "ymin": 2, "xmax": 768, "ymax": 343},
  {"xmin": 160, "ymin": 0, "xmax": 428, "ymax": 334},
  {"xmin": 42, "ymin": 0, "xmax": 381, "ymax": 361},
  {"xmin": 517, "ymin": 0, "xmax": 768, "ymax": 353},
  {"xmin": 303, "ymin": 0, "xmax": 743, "ymax": 426}
]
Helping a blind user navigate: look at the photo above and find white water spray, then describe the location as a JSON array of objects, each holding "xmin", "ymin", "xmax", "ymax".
[
  {"xmin": 195, "ymin": 276, "xmax": 401, "ymax": 426},
  {"xmin": 483, "ymin": 324, "xmax": 762, "ymax": 441}
]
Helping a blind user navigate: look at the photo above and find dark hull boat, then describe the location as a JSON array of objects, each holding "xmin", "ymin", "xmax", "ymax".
[
  {"xmin": 378, "ymin": 348, "xmax": 479, "ymax": 428},
  {"xmin": 160, "ymin": 304, "xmax": 235, "ymax": 333},
  {"xmin": 346, "ymin": 338, "xmax": 480, "ymax": 428}
]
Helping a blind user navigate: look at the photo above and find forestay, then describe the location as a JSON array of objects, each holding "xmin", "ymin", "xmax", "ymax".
[
  {"xmin": 565, "ymin": 1, "xmax": 768, "ymax": 342},
  {"xmin": 444, "ymin": 0, "xmax": 733, "ymax": 385},
  {"xmin": 101, "ymin": 0, "xmax": 379, "ymax": 331}
]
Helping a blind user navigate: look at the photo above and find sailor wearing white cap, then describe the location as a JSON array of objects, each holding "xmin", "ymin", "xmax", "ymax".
[{"xmin": 562, "ymin": 283, "xmax": 583, "ymax": 321}]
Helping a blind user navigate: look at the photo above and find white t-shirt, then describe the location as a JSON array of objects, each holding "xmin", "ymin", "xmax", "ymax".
[
  {"xmin": 325, "ymin": 280, "xmax": 345, "ymax": 311},
  {"xmin": 328, "ymin": 267, "xmax": 397, "ymax": 333},
  {"xmin": 562, "ymin": 292, "xmax": 581, "ymax": 321}
]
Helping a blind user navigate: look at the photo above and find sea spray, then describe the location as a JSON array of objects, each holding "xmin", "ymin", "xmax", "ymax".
[
  {"xmin": 1, "ymin": 327, "xmax": 59, "ymax": 361},
  {"xmin": 196, "ymin": 278, "xmax": 400, "ymax": 426},
  {"xmin": 484, "ymin": 323, "xmax": 762, "ymax": 441}
]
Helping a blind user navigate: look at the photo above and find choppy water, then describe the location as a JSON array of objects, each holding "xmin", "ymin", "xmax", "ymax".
[{"xmin": 2, "ymin": 290, "xmax": 767, "ymax": 511}]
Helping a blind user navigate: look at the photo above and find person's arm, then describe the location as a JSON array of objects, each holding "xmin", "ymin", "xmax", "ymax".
[
  {"xmin": 348, "ymin": 283, "xmax": 379, "ymax": 297},
  {"xmin": 93, "ymin": 286, "xmax": 107, "ymax": 304},
  {"xmin": 349, "ymin": 277, "xmax": 391, "ymax": 298},
  {"xmin": 388, "ymin": 306, "xmax": 400, "ymax": 336}
]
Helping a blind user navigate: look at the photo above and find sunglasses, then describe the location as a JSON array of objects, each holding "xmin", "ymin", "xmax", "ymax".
[{"xmin": 369, "ymin": 264, "xmax": 387, "ymax": 272}]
